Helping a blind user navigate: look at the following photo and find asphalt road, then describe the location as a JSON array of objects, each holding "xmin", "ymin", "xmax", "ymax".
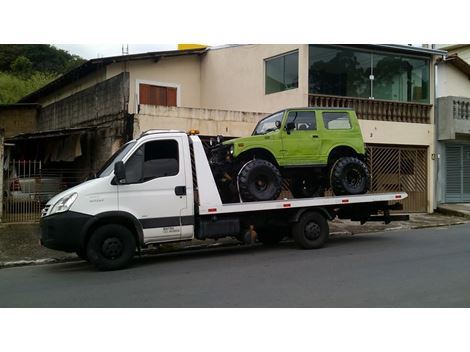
[{"xmin": 1, "ymin": 223, "xmax": 470, "ymax": 307}]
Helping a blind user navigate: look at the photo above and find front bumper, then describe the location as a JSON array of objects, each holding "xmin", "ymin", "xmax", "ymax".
[{"xmin": 40, "ymin": 211, "xmax": 92, "ymax": 252}]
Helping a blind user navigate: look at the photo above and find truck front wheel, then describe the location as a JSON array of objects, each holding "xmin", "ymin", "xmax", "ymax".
[
  {"xmin": 238, "ymin": 159, "xmax": 282, "ymax": 202},
  {"xmin": 86, "ymin": 224, "xmax": 136, "ymax": 271},
  {"xmin": 292, "ymin": 211, "xmax": 329, "ymax": 249}
]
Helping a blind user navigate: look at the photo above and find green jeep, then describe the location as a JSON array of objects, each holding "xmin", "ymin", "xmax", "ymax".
[{"xmin": 209, "ymin": 107, "xmax": 370, "ymax": 202}]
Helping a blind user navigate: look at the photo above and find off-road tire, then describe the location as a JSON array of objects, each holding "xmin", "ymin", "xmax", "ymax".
[
  {"xmin": 86, "ymin": 224, "xmax": 136, "ymax": 271},
  {"xmin": 330, "ymin": 156, "xmax": 370, "ymax": 196},
  {"xmin": 292, "ymin": 211, "xmax": 329, "ymax": 249},
  {"xmin": 256, "ymin": 227, "xmax": 286, "ymax": 245},
  {"xmin": 291, "ymin": 176, "xmax": 325, "ymax": 198},
  {"xmin": 238, "ymin": 159, "xmax": 282, "ymax": 202}
]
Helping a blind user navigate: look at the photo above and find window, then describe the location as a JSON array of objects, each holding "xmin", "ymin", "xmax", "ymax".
[
  {"xmin": 252, "ymin": 112, "xmax": 284, "ymax": 135},
  {"xmin": 323, "ymin": 112, "xmax": 352, "ymax": 130},
  {"xmin": 286, "ymin": 111, "xmax": 316, "ymax": 131},
  {"xmin": 124, "ymin": 140, "xmax": 179, "ymax": 183},
  {"xmin": 139, "ymin": 84, "xmax": 177, "ymax": 106},
  {"xmin": 265, "ymin": 51, "xmax": 299, "ymax": 94},
  {"xmin": 309, "ymin": 45, "xmax": 430, "ymax": 103}
]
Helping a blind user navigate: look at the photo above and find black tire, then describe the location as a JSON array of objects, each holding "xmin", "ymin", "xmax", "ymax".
[
  {"xmin": 330, "ymin": 156, "xmax": 370, "ymax": 195},
  {"xmin": 238, "ymin": 159, "xmax": 282, "ymax": 202},
  {"xmin": 292, "ymin": 211, "xmax": 329, "ymax": 249},
  {"xmin": 291, "ymin": 176, "xmax": 325, "ymax": 198},
  {"xmin": 256, "ymin": 227, "xmax": 285, "ymax": 245},
  {"xmin": 86, "ymin": 224, "xmax": 136, "ymax": 271},
  {"xmin": 75, "ymin": 249, "xmax": 88, "ymax": 261}
]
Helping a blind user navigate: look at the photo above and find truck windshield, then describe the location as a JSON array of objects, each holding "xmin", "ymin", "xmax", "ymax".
[
  {"xmin": 252, "ymin": 112, "xmax": 283, "ymax": 135},
  {"xmin": 96, "ymin": 141, "xmax": 136, "ymax": 178}
]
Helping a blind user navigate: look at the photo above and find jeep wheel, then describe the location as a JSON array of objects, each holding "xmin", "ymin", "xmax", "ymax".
[
  {"xmin": 291, "ymin": 176, "xmax": 325, "ymax": 198},
  {"xmin": 330, "ymin": 156, "xmax": 370, "ymax": 195},
  {"xmin": 238, "ymin": 159, "xmax": 282, "ymax": 202}
]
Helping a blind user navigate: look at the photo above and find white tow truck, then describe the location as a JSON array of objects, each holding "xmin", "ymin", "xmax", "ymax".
[{"xmin": 40, "ymin": 130, "xmax": 408, "ymax": 270}]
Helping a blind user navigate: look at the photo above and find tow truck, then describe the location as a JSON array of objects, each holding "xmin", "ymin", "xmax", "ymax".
[{"xmin": 40, "ymin": 130, "xmax": 408, "ymax": 270}]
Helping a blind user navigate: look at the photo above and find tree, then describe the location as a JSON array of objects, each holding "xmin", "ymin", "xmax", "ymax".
[{"xmin": 10, "ymin": 55, "xmax": 33, "ymax": 78}]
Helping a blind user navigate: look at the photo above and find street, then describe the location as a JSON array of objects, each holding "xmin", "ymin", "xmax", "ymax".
[{"xmin": 1, "ymin": 223, "xmax": 470, "ymax": 307}]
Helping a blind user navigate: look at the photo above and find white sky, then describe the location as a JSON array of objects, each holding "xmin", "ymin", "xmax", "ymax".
[{"xmin": 54, "ymin": 44, "xmax": 178, "ymax": 60}]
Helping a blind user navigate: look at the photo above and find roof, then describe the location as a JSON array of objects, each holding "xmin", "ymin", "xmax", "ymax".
[
  {"xmin": 0, "ymin": 103, "xmax": 40, "ymax": 109},
  {"xmin": 18, "ymin": 48, "xmax": 208, "ymax": 103},
  {"xmin": 438, "ymin": 53, "xmax": 470, "ymax": 79},
  {"xmin": 349, "ymin": 44, "xmax": 447, "ymax": 57},
  {"xmin": 7, "ymin": 126, "xmax": 95, "ymax": 141}
]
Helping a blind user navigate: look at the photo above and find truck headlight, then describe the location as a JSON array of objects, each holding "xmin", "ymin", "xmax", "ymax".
[{"xmin": 50, "ymin": 193, "xmax": 78, "ymax": 215}]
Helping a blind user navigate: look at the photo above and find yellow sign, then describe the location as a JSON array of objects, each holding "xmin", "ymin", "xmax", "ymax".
[{"xmin": 178, "ymin": 44, "xmax": 208, "ymax": 50}]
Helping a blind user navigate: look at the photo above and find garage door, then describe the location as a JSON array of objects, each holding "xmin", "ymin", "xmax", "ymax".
[
  {"xmin": 445, "ymin": 144, "xmax": 470, "ymax": 203},
  {"xmin": 366, "ymin": 144, "xmax": 428, "ymax": 212}
]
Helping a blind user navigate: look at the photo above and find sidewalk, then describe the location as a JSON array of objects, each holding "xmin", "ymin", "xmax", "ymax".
[{"xmin": 1, "ymin": 212, "xmax": 469, "ymax": 268}]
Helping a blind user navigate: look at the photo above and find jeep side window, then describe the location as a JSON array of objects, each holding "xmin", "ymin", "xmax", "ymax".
[
  {"xmin": 253, "ymin": 112, "xmax": 284, "ymax": 135},
  {"xmin": 125, "ymin": 140, "xmax": 179, "ymax": 183},
  {"xmin": 323, "ymin": 112, "xmax": 352, "ymax": 129},
  {"xmin": 286, "ymin": 111, "xmax": 316, "ymax": 131}
]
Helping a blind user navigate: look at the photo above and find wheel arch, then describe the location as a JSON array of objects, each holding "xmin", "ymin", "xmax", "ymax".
[
  {"xmin": 290, "ymin": 207, "xmax": 335, "ymax": 223},
  {"xmin": 79, "ymin": 211, "xmax": 144, "ymax": 250},
  {"xmin": 237, "ymin": 147, "xmax": 279, "ymax": 166},
  {"xmin": 327, "ymin": 145, "xmax": 365, "ymax": 164}
]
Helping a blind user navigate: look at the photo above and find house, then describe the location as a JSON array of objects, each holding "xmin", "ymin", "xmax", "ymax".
[
  {"xmin": 4, "ymin": 44, "xmax": 446, "ymax": 214},
  {"xmin": 434, "ymin": 45, "xmax": 470, "ymax": 203}
]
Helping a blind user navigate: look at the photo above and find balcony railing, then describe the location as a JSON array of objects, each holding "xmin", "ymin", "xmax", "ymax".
[{"xmin": 308, "ymin": 94, "xmax": 432, "ymax": 124}]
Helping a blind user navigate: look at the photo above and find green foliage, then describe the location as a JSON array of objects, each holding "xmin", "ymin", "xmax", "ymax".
[
  {"xmin": 0, "ymin": 71, "xmax": 56, "ymax": 103},
  {"xmin": 0, "ymin": 44, "xmax": 85, "ymax": 103}
]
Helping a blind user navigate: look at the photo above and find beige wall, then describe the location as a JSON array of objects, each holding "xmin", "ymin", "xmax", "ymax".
[
  {"xmin": 200, "ymin": 44, "xmax": 308, "ymax": 113},
  {"xmin": 38, "ymin": 68, "xmax": 106, "ymax": 107},
  {"xmin": 134, "ymin": 105, "xmax": 267, "ymax": 138},
  {"xmin": 106, "ymin": 56, "xmax": 202, "ymax": 114},
  {"xmin": 437, "ymin": 63, "xmax": 470, "ymax": 98}
]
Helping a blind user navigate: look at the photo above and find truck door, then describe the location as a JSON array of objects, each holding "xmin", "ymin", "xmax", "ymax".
[
  {"xmin": 281, "ymin": 110, "xmax": 321, "ymax": 166},
  {"xmin": 117, "ymin": 137, "xmax": 191, "ymax": 243}
]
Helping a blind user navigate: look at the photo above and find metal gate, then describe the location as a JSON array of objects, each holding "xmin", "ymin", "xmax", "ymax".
[
  {"xmin": 444, "ymin": 143, "xmax": 470, "ymax": 203},
  {"xmin": 366, "ymin": 144, "xmax": 428, "ymax": 212}
]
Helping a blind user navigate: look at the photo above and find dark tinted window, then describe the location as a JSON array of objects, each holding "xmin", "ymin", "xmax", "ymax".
[
  {"xmin": 323, "ymin": 112, "xmax": 352, "ymax": 130},
  {"xmin": 265, "ymin": 51, "xmax": 299, "ymax": 94},
  {"xmin": 125, "ymin": 140, "xmax": 179, "ymax": 183},
  {"xmin": 286, "ymin": 111, "xmax": 316, "ymax": 131}
]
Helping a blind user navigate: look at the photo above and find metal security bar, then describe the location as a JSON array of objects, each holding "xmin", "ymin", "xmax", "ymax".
[{"xmin": 366, "ymin": 145, "xmax": 428, "ymax": 212}]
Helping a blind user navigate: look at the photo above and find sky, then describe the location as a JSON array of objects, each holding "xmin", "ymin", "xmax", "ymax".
[{"xmin": 54, "ymin": 44, "xmax": 178, "ymax": 60}]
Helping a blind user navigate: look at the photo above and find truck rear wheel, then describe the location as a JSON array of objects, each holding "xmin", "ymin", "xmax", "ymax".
[
  {"xmin": 238, "ymin": 159, "xmax": 282, "ymax": 202},
  {"xmin": 86, "ymin": 224, "xmax": 136, "ymax": 271},
  {"xmin": 292, "ymin": 211, "xmax": 329, "ymax": 249},
  {"xmin": 330, "ymin": 156, "xmax": 370, "ymax": 195}
]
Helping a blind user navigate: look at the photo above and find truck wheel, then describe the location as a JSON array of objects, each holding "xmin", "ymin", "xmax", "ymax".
[
  {"xmin": 330, "ymin": 157, "xmax": 370, "ymax": 195},
  {"xmin": 292, "ymin": 211, "xmax": 329, "ymax": 249},
  {"xmin": 291, "ymin": 176, "xmax": 325, "ymax": 198},
  {"xmin": 238, "ymin": 159, "xmax": 282, "ymax": 202},
  {"xmin": 256, "ymin": 227, "xmax": 285, "ymax": 245},
  {"xmin": 75, "ymin": 249, "xmax": 88, "ymax": 261},
  {"xmin": 86, "ymin": 224, "xmax": 136, "ymax": 271}
]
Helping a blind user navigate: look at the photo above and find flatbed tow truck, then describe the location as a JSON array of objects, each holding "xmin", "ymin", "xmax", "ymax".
[{"xmin": 40, "ymin": 130, "xmax": 409, "ymax": 270}]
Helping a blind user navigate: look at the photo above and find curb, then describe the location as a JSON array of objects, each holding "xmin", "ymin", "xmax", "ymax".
[
  {"xmin": 436, "ymin": 207, "xmax": 470, "ymax": 219},
  {"xmin": 0, "ymin": 256, "xmax": 80, "ymax": 269}
]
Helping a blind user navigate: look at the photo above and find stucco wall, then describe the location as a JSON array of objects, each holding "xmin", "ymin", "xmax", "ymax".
[
  {"xmin": 0, "ymin": 106, "xmax": 38, "ymax": 138},
  {"xmin": 106, "ymin": 55, "xmax": 202, "ymax": 114},
  {"xmin": 200, "ymin": 44, "xmax": 308, "ymax": 113},
  {"xmin": 437, "ymin": 64, "xmax": 470, "ymax": 98}
]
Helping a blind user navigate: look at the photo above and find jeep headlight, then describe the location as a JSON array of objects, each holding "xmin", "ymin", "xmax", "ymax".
[
  {"xmin": 50, "ymin": 193, "xmax": 78, "ymax": 215},
  {"xmin": 229, "ymin": 144, "xmax": 234, "ymax": 155}
]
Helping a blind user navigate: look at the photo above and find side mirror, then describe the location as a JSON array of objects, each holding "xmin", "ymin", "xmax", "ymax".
[
  {"xmin": 285, "ymin": 122, "xmax": 295, "ymax": 134},
  {"xmin": 275, "ymin": 120, "xmax": 281, "ymax": 129},
  {"xmin": 114, "ymin": 161, "xmax": 126, "ymax": 183}
]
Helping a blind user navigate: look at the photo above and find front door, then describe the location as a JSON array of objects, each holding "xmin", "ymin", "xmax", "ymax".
[
  {"xmin": 117, "ymin": 137, "xmax": 190, "ymax": 243},
  {"xmin": 280, "ymin": 110, "xmax": 321, "ymax": 166}
]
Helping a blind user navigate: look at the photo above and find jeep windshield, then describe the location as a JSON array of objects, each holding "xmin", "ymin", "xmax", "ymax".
[
  {"xmin": 96, "ymin": 141, "xmax": 136, "ymax": 178},
  {"xmin": 252, "ymin": 111, "xmax": 283, "ymax": 135}
]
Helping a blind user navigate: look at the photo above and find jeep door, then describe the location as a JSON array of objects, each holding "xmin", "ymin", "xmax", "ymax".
[{"xmin": 280, "ymin": 110, "xmax": 321, "ymax": 166}]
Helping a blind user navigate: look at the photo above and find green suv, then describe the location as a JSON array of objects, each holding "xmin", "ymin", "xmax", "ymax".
[{"xmin": 209, "ymin": 107, "xmax": 370, "ymax": 202}]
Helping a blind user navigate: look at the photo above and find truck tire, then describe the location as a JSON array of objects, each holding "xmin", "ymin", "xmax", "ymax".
[
  {"xmin": 330, "ymin": 156, "xmax": 370, "ymax": 195},
  {"xmin": 256, "ymin": 227, "xmax": 285, "ymax": 245},
  {"xmin": 291, "ymin": 176, "xmax": 325, "ymax": 198},
  {"xmin": 292, "ymin": 211, "xmax": 329, "ymax": 249},
  {"xmin": 86, "ymin": 224, "xmax": 136, "ymax": 271},
  {"xmin": 238, "ymin": 159, "xmax": 282, "ymax": 202},
  {"xmin": 75, "ymin": 249, "xmax": 88, "ymax": 261}
]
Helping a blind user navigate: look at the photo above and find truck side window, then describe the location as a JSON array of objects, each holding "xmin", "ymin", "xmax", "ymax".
[
  {"xmin": 125, "ymin": 140, "xmax": 179, "ymax": 183},
  {"xmin": 323, "ymin": 112, "xmax": 352, "ymax": 129},
  {"xmin": 286, "ymin": 111, "xmax": 316, "ymax": 131}
]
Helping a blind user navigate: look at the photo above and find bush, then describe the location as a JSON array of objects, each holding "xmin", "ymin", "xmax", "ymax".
[{"xmin": 0, "ymin": 71, "xmax": 56, "ymax": 103}]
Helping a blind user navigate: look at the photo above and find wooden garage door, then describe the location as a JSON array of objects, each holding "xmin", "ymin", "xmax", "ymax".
[{"xmin": 366, "ymin": 144, "xmax": 428, "ymax": 212}]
